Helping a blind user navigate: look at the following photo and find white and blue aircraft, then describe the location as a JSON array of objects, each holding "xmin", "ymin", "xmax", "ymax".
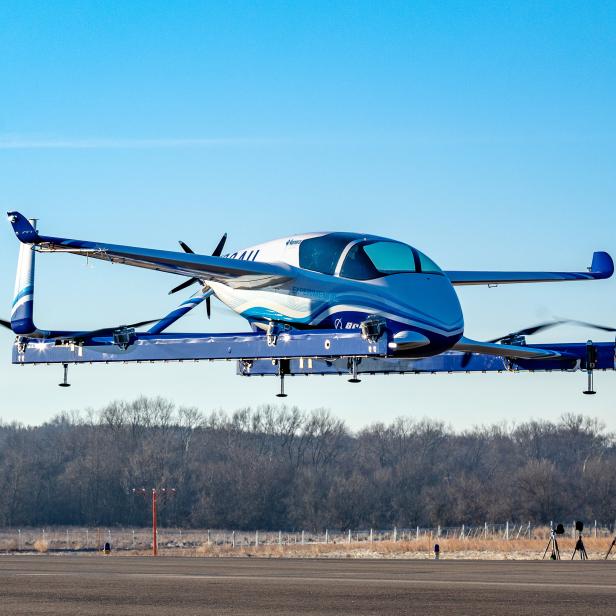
[{"xmin": 4, "ymin": 211, "xmax": 614, "ymax": 366}]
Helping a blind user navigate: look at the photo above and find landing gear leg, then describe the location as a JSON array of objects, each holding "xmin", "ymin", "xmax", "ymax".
[
  {"xmin": 58, "ymin": 363, "xmax": 71, "ymax": 388},
  {"xmin": 583, "ymin": 340, "xmax": 597, "ymax": 395},
  {"xmin": 348, "ymin": 357, "xmax": 361, "ymax": 383},
  {"xmin": 277, "ymin": 374, "xmax": 287, "ymax": 398},
  {"xmin": 276, "ymin": 359, "xmax": 289, "ymax": 398}
]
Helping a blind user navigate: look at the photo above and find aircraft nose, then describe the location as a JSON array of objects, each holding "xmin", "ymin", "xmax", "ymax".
[{"xmin": 377, "ymin": 273, "xmax": 464, "ymax": 339}]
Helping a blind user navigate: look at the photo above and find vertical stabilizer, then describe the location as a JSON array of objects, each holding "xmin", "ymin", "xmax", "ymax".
[{"xmin": 11, "ymin": 219, "xmax": 37, "ymax": 334}]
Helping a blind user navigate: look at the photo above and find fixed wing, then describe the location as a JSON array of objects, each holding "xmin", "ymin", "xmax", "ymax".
[{"xmin": 3, "ymin": 211, "xmax": 615, "ymax": 394}]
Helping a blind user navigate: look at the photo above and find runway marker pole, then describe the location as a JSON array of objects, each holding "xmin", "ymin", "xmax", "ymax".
[{"xmin": 131, "ymin": 487, "xmax": 176, "ymax": 557}]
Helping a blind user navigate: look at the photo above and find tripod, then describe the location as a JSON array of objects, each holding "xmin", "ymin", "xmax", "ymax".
[
  {"xmin": 605, "ymin": 537, "xmax": 616, "ymax": 560},
  {"xmin": 571, "ymin": 533, "xmax": 588, "ymax": 560},
  {"xmin": 543, "ymin": 530, "xmax": 561, "ymax": 560}
]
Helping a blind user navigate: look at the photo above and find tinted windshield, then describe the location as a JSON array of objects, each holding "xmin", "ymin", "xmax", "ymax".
[
  {"xmin": 340, "ymin": 240, "xmax": 442, "ymax": 280},
  {"xmin": 299, "ymin": 233, "xmax": 360, "ymax": 275}
]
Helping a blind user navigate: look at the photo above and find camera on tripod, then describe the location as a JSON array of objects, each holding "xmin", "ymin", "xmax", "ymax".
[
  {"xmin": 573, "ymin": 520, "xmax": 588, "ymax": 560},
  {"xmin": 543, "ymin": 522, "xmax": 565, "ymax": 560}
]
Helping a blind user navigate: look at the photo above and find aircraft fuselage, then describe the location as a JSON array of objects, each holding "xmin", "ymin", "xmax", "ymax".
[{"xmin": 210, "ymin": 232, "xmax": 464, "ymax": 357}]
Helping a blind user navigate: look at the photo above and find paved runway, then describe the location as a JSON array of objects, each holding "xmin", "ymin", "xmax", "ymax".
[{"xmin": 1, "ymin": 555, "xmax": 615, "ymax": 615}]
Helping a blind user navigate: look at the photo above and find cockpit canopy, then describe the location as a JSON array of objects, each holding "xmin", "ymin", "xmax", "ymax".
[{"xmin": 298, "ymin": 232, "xmax": 442, "ymax": 280}]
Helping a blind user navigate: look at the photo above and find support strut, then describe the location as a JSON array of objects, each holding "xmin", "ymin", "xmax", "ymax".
[
  {"xmin": 58, "ymin": 363, "xmax": 71, "ymax": 388},
  {"xmin": 348, "ymin": 357, "xmax": 361, "ymax": 383},
  {"xmin": 583, "ymin": 340, "xmax": 597, "ymax": 395},
  {"xmin": 276, "ymin": 359, "xmax": 289, "ymax": 398}
]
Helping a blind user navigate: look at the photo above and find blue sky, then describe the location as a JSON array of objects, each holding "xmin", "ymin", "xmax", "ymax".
[{"xmin": 1, "ymin": 1, "xmax": 615, "ymax": 428}]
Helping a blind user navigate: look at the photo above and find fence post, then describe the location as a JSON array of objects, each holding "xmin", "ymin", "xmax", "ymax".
[
  {"xmin": 207, "ymin": 529, "xmax": 211, "ymax": 545},
  {"xmin": 325, "ymin": 529, "xmax": 329, "ymax": 544},
  {"xmin": 279, "ymin": 531, "xmax": 282, "ymax": 546},
  {"xmin": 348, "ymin": 529, "xmax": 351, "ymax": 544},
  {"xmin": 437, "ymin": 525, "xmax": 441, "ymax": 538},
  {"xmin": 232, "ymin": 531, "xmax": 236, "ymax": 548},
  {"xmin": 416, "ymin": 526, "xmax": 419, "ymax": 541},
  {"xmin": 595, "ymin": 520, "xmax": 597, "ymax": 538},
  {"xmin": 460, "ymin": 524, "xmax": 465, "ymax": 540},
  {"xmin": 393, "ymin": 527, "xmax": 397, "ymax": 542},
  {"xmin": 17, "ymin": 529, "xmax": 21, "ymax": 551}
]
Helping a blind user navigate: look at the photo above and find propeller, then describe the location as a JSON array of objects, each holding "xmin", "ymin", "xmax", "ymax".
[
  {"xmin": 0, "ymin": 317, "xmax": 160, "ymax": 341},
  {"xmin": 460, "ymin": 318, "xmax": 616, "ymax": 368},
  {"xmin": 486, "ymin": 320, "xmax": 568, "ymax": 344},
  {"xmin": 71, "ymin": 318, "xmax": 161, "ymax": 341},
  {"xmin": 168, "ymin": 233, "xmax": 227, "ymax": 319},
  {"xmin": 487, "ymin": 319, "xmax": 616, "ymax": 344}
]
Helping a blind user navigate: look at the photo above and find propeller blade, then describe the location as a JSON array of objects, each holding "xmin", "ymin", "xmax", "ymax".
[
  {"xmin": 486, "ymin": 320, "xmax": 567, "ymax": 344},
  {"xmin": 124, "ymin": 318, "xmax": 162, "ymax": 329},
  {"xmin": 74, "ymin": 318, "xmax": 161, "ymax": 340},
  {"xmin": 206, "ymin": 234, "xmax": 226, "ymax": 319},
  {"xmin": 170, "ymin": 235, "xmax": 226, "ymax": 315},
  {"xmin": 212, "ymin": 233, "xmax": 227, "ymax": 257},
  {"xmin": 486, "ymin": 318, "xmax": 616, "ymax": 344},
  {"xmin": 0, "ymin": 319, "xmax": 12, "ymax": 331},
  {"xmin": 168, "ymin": 277, "xmax": 199, "ymax": 295},
  {"xmin": 569, "ymin": 319, "xmax": 616, "ymax": 333},
  {"xmin": 178, "ymin": 240, "xmax": 194, "ymax": 254}
]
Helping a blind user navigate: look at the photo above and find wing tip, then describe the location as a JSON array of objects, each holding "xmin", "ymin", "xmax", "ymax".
[{"xmin": 591, "ymin": 251, "xmax": 614, "ymax": 279}]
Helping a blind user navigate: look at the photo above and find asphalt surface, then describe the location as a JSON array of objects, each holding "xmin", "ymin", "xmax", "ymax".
[{"xmin": 1, "ymin": 555, "xmax": 616, "ymax": 615}]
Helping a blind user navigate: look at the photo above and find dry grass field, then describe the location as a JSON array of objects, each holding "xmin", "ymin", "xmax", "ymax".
[
  {"xmin": 2, "ymin": 526, "xmax": 613, "ymax": 560},
  {"xmin": 191, "ymin": 536, "xmax": 613, "ymax": 560}
]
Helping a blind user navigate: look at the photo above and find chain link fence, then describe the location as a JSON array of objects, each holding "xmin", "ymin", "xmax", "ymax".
[{"xmin": 1, "ymin": 521, "xmax": 614, "ymax": 552}]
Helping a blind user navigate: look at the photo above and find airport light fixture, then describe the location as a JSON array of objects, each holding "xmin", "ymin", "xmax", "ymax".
[{"xmin": 131, "ymin": 487, "xmax": 176, "ymax": 556}]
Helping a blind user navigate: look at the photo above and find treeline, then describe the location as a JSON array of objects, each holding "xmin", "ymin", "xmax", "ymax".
[{"xmin": 0, "ymin": 397, "xmax": 615, "ymax": 530}]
